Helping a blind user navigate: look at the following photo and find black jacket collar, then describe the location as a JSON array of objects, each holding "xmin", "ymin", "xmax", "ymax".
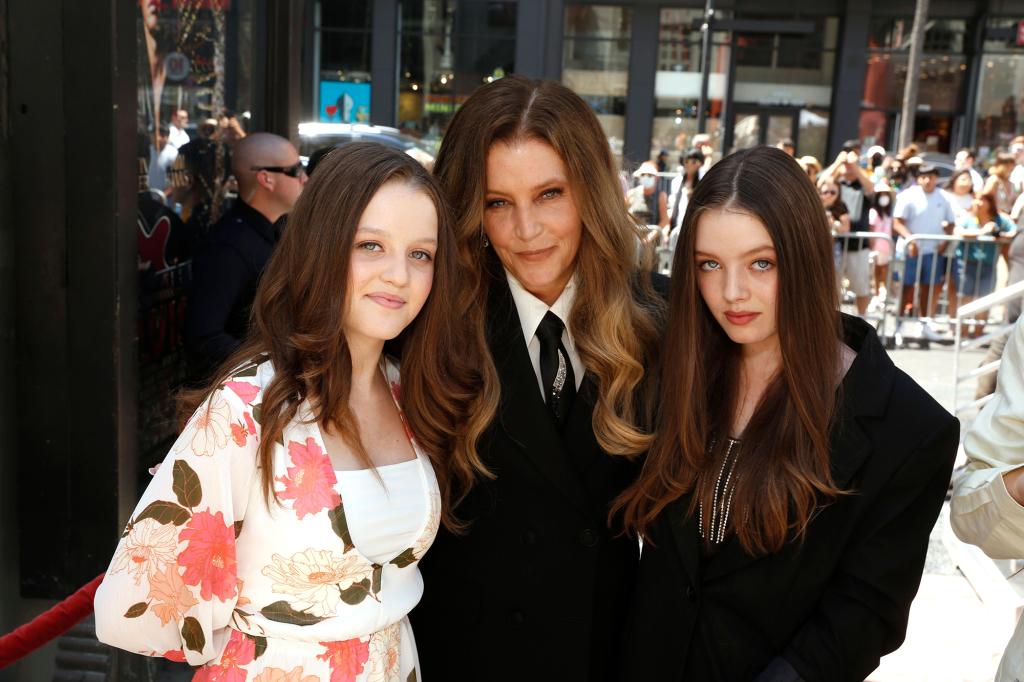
[
  {"xmin": 230, "ymin": 199, "xmax": 278, "ymax": 246},
  {"xmin": 485, "ymin": 269, "xmax": 596, "ymax": 516}
]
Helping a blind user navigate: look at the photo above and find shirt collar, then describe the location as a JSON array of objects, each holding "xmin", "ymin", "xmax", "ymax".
[
  {"xmin": 505, "ymin": 269, "xmax": 577, "ymax": 343},
  {"xmin": 233, "ymin": 199, "xmax": 278, "ymax": 244}
]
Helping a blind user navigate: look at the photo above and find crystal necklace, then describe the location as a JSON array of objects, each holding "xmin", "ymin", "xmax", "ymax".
[{"xmin": 698, "ymin": 438, "xmax": 741, "ymax": 545}]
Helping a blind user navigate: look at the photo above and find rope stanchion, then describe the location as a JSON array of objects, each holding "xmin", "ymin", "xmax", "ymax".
[{"xmin": 0, "ymin": 573, "xmax": 105, "ymax": 669}]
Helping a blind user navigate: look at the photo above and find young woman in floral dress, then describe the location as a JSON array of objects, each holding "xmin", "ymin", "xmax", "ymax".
[{"xmin": 94, "ymin": 143, "xmax": 476, "ymax": 681}]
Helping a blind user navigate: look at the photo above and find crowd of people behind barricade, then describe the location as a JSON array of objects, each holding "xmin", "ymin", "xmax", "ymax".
[{"xmin": 628, "ymin": 134, "xmax": 1024, "ymax": 354}]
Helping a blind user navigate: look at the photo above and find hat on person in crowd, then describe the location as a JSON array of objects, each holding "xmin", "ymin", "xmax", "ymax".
[
  {"xmin": 906, "ymin": 156, "xmax": 924, "ymax": 167},
  {"xmin": 917, "ymin": 163, "xmax": 939, "ymax": 176},
  {"xmin": 867, "ymin": 145, "xmax": 886, "ymax": 158},
  {"xmin": 873, "ymin": 179, "xmax": 894, "ymax": 193},
  {"xmin": 633, "ymin": 161, "xmax": 660, "ymax": 177},
  {"xmin": 682, "ymin": 147, "xmax": 705, "ymax": 163}
]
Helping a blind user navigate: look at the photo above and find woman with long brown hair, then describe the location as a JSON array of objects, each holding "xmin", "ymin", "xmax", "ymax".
[
  {"xmin": 410, "ymin": 75, "xmax": 664, "ymax": 681},
  {"xmin": 95, "ymin": 143, "xmax": 473, "ymax": 681},
  {"xmin": 614, "ymin": 146, "xmax": 957, "ymax": 680}
]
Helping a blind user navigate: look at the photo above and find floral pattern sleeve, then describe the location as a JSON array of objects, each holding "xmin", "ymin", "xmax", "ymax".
[{"xmin": 94, "ymin": 378, "xmax": 260, "ymax": 665}]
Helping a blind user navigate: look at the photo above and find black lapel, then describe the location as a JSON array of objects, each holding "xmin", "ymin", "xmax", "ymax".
[
  {"xmin": 665, "ymin": 495, "xmax": 702, "ymax": 588},
  {"xmin": 487, "ymin": 273, "xmax": 592, "ymax": 515},
  {"xmin": 561, "ymin": 373, "xmax": 599, "ymax": 475},
  {"xmin": 701, "ymin": 314, "xmax": 890, "ymax": 582}
]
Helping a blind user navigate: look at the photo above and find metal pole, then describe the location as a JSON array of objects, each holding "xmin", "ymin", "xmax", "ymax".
[
  {"xmin": 898, "ymin": 0, "xmax": 930, "ymax": 150},
  {"xmin": 696, "ymin": 0, "xmax": 716, "ymax": 134}
]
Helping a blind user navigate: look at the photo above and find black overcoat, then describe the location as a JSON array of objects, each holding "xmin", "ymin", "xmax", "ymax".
[
  {"xmin": 411, "ymin": 271, "xmax": 653, "ymax": 681},
  {"xmin": 618, "ymin": 314, "xmax": 959, "ymax": 682}
]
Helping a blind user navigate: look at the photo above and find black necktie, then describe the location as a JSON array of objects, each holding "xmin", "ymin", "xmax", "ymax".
[{"xmin": 536, "ymin": 311, "xmax": 576, "ymax": 427}]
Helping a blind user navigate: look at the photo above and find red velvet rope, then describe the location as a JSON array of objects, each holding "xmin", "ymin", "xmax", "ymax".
[{"xmin": 0, "ymin": 574, "xmax": 105, "ymax": 669}]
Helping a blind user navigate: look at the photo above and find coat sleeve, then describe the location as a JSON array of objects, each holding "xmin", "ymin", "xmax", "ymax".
[
  {"xmin": 951, "ymin": 318, "xmax": 1024, "ymax": 559},
  {"xmin": 93, "ymin": 381, "xmax": 260, "ymax": 665},
  {"xmin": 780, "ymin": 417, "xmax": 959, "ymax": 682}
]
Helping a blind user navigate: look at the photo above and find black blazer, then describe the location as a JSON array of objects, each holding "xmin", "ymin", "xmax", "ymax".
[
  {"xmin": 619, "ymin": 314, "xmax": 958, "ymax": 682},
  {"xmin": 411, "ymin": 271, "xmax": 652, "ymax": 681}
]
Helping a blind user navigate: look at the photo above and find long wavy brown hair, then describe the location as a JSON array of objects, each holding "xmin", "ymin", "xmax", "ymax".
[
  {"xmin": 614, "ymin": 146, "xmax": 845, "ymax": 555},
  {"xmin": 434, "ymin": 75, "xmax": 664, "ymax": 498},
  {"xmin": 180, "ymin": 142, "xmax": 478, "ymax": 530}
]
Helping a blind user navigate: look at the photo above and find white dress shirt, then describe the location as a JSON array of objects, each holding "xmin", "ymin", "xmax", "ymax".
[{"xmin": 505, "ymin": 270, "xmax": 585, "ymax": 401}]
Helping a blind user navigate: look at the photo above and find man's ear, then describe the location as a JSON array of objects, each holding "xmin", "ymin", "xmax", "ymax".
[{"xmin": 255, "ymin": 170, "xmax": 274, "ymax": 193}]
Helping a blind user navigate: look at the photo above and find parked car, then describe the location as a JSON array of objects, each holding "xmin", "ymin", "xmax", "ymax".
[{"xmin": 297, "ymin": 122, "xmax": 436, "ymax": 174}]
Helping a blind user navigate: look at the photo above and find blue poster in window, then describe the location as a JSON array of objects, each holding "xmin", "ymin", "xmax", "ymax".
[{"xmin": 320, "ymin": 81, "xmax": 371, "ymax": 123}]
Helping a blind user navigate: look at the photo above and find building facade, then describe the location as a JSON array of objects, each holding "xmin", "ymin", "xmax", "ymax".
[{"xmin": 316, "ymin": 0, "xmax": 1024, "ymax": 166}]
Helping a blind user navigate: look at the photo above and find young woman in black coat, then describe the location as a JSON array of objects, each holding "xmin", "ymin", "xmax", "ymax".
[{"xmin": 614, "ymin": 146, "xmax": 958, "ymax": 681}]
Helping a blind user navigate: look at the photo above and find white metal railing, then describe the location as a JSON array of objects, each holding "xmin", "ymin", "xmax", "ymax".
[{"xmin": 952, "ymin": 279, "xmax": 1024, "ymax": 419}]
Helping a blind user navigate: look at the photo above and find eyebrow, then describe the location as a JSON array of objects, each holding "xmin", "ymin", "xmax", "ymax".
[
  {"xmin": 486, "ymin": 177, "xmax": 568, "ymax": 196},
  {"xmin": 356, "ymin": 226, "xmax": 437, "ymax": 244},
  {"xmin": 695, "ymin": 245, "xmax": 775, "ymax": 258}
]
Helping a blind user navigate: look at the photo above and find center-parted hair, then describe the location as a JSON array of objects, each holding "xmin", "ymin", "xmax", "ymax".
[
  {"xmin": 433, "ymin": 75, "xmax": 665, "ymax": 499},
  {"xmin": 614, "ymin": 146, "xmax": 844, "ymax": 555},
  {"xmin": 180, "ymin": 142, "xmax": 475, "ymax": 531}
]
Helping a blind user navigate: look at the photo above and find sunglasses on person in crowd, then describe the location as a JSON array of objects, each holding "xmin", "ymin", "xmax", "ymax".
[{"xmin": 251, "ymin": 161, "xmax": 306, "ymax": 178}]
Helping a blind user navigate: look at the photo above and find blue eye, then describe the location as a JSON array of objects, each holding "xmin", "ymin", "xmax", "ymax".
[
  {"xmin": 485, "ymin": 198, "xmax": 508, "ymax": 209},
  {"xmin": 752, "ymin": 259, "xmax": 774, "ymax": 271},
  {"xmin": 699, "ymin": 260, "xmax": 720, "ymax": 271},
  {"xmin": 357, "ymin": 241, "xmax": 382, "ymax": 252},
  {"xmin": 410, "ymin": 250, "xmax": 434, "ymax": 262},
  {"xmin": 540, "ymin": 188, "xmax": 563, "ymax": 200}
]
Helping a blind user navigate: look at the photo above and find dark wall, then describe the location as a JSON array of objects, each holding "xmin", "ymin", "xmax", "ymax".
[{"xmin": 7, "ymin": 0, "xmax": 137, "ymax": 603}]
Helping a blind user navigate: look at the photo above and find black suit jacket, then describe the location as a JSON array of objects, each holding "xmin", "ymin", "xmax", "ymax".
[
  {"xmin": 411, "ymin": 272, "xmax": 651, "ymax": 681},
  {"xmin": 619, "ymin": 314, "xmax": 959, "ymax": 682}
]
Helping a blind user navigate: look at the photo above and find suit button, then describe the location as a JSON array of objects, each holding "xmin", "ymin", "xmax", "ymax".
[
  {"xmin": 511, "ymin": 610, "xmax": 525, "ymax": 624},
  {"xmin": 579, "ymin": 528, "xmax": 599, "ymax": 547},
  {"xmin": 685, "ymin": 585, "xmax": 696, "ymax": 602}
]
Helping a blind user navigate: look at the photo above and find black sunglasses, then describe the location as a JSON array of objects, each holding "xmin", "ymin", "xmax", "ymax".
[{"xmin": 251, "ymin": 161, "xmax": 305, "ymax": 178}]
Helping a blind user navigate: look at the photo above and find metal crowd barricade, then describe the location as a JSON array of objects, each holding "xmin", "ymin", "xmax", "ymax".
[
  {"xmin": 833, "ymin": 231, "xmax": 894, "ymax": 346},
  {"xmin": 892, "ymin": 233, "xmax": 1005, "ymax": 348}
]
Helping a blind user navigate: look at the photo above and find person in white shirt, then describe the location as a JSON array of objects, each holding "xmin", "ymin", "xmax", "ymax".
[
  {"xmin": 951, "ymin": 317, "xmax": 1024, "ymax": 682},
  {"xmin": 168, "ymin": 108, "xmax": 191, "ymax": 151},
  {"xmin": 954, "ymin": 147, "xmax": 985, "ymax": 193}
]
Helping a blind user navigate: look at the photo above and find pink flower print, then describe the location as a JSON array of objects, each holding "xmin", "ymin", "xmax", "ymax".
[
  {"xmin": 177, "ymin": 510, "xmax": 237, "ymax": 602},
  {"xmin": 229, "ymin": 411, "xmax": 259, "ymax": 448},
  {"xmin": 224, "ymin": 380, "xmax": 260, "ymax": 405},
  {"xmin": 244, "ymin": 411, "xmax": 257, "ymax": 436},
  {"xmin": 388, "ymin": 381, "xmax": 401, "ymax": 405},
  {"xmin": 317, "ymin": 637, "xmax": 371, "ymax": 682},
  {"xmin": 193, "ymin": 629, "xmax": 254, "ymax": 682},
  {"xmin": 163, "ymin": 649, "xmax": 186, "ymax": 663},
  {"xmin": 275, "ymin": 438, "xmax": 340, "ymax": 519},
  {"xmin": 147, "ymin": 563, "xmax": 198, "ymax": 626}
]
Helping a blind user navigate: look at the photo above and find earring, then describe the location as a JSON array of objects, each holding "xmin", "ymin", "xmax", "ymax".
[{"xmin": 482, "ymin": 232, "xmax": 490, "ymax": 248}]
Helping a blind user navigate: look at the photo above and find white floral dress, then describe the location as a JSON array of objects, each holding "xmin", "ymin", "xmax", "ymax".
[{"xmin": 94, "ymin": 358, "xmax": 440, "ymax": 682}]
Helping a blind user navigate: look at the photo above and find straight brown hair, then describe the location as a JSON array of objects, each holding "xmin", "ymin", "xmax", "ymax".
[
  {"xmin": 180, "ymin": 142, "xmax": 478, "ymax": 531},
  {"xmin": 614, "ymin": 146, "xmax": 845, "ymax": 555},
  {"xmin": 433, "ymin": 75, "xmax": 665, "ymax": 500}
]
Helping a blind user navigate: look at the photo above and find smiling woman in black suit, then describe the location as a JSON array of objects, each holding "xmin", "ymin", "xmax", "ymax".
[
  {"xmin": 410, "ymin": 76, "xmax": 664, "ymax": 681},
  {"xmin": 613, "ymin": 146, "xmax": 958, "ymax": 681}
]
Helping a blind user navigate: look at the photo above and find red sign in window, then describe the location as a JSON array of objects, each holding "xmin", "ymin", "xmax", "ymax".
[{"xmin": 1017, "ymin": 20, "xmax": 1024, "ymax": 46}]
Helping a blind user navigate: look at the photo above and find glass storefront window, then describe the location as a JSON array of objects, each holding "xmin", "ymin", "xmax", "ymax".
[
  {"xmin": 651, "ymin": 6, "xmax": 729, "ymax": 165},
  {"xmin": 867, "ymin": 17, "xmax": 966, "ymax": 52},
  {"xmin": 861, "ymin": 52, "xmax": 967, "ymax": 112},
  {"xmin": 135, "ymin": 0, "xmax": 256, "ymax": 463},
  {"xmin": 563, "ymin": 5, "xmax": 632, "ymax": 165},
  {"xmin": 974, "ymin": 53, "xmax": 1024, "ymax": 155},
  {"xmin": 397, "ymin": 0, "xmax": 516, "ymax": 149},
  {"xmin": 317, "ymin": 1, "xmax": 373, "ymax": 123}
]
